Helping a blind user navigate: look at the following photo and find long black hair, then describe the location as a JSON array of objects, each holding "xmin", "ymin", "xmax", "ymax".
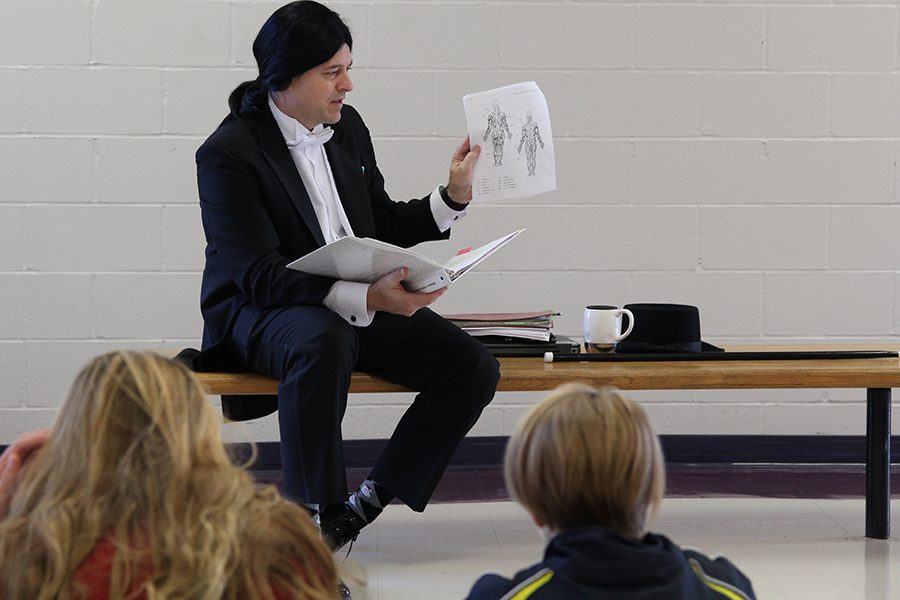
[{"xmin": 228, "ymin": 1, "xmax": 353, "ymax": 116}]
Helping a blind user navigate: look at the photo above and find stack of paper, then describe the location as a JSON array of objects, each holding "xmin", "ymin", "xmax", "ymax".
[{"xmin": 441, "ymin": 310, "xmax": 558, "ymax": 342}]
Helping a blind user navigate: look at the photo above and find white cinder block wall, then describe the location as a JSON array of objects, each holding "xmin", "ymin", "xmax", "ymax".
[{"xmin": 2, "ymin": 0, "xmax": 899, "ymax": 444}]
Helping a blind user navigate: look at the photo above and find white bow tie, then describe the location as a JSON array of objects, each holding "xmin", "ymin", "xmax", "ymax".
[{"xmin": 287, "ymin": 126, "xmax": 334, "ymax": 150}]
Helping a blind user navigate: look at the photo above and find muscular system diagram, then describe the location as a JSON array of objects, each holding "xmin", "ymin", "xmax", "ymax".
[
  {"xmin": 463, "ymin": 81, "xmax": 556, "ymax": 202},
  {"xmin": 482, "ymin": 100, "xmax": 513, "ymax": 166},
  {"xmin": 516, "ymin": 110, "xmax": 545, "ymax": 176}
]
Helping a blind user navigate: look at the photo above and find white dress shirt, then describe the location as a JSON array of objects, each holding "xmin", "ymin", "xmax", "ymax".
[{"xmin": 268, "ymin": 96, "xmax": 467, "ymax": 327}]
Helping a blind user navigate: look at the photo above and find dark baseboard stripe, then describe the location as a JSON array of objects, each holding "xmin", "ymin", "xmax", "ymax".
[
  {"xmin": 6, "ymin": 435, "xmax": 893, "ymax": 472},
  {"xmin": 235, "ymin": 434, "xmax": 900, "ymax": 472}
]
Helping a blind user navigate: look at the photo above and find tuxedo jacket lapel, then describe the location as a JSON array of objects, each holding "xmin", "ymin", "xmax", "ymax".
[
  {"xmin": 253, "ymin": 112, "xmax": 327, "ymax": 248},
  {"xmin": 325, "ymin": 130, "xmax": 373, "ymax": 238},
  {"xmin": 253, "ymin": 110, "xmax": 376, "ymax": 244}
]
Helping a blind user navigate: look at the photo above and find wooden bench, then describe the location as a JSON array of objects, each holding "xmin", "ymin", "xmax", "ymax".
[
  {"xmin": 163, "ymin": 345, "xmax": 900, "ymax": 539},
  {"xmin": 186, "ymin": 365, "xmax": 410, "ymax": 395}
]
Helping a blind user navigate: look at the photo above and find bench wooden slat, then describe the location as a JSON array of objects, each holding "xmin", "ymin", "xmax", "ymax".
[
  {"xmin": 194, "ymin": 369, "xmax": 410, "ymax": 395},
  {"xmin": 163, "ymin": 344, "xmax": 900, "ymax": 396}
]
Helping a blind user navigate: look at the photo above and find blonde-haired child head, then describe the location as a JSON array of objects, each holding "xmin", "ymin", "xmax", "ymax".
[{"xmin": 504, "ymin": 383, "xmax": 665, "ymax": 539}]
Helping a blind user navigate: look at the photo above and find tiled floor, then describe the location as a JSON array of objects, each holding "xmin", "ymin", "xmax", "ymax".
[
  {"xmin": 338, "ymin": 497, "xmax": 899, "ymax": 600},
  {"xmin": 341, "ymin": 464, "xmax": 900, "ymax": 503},
  {"xmin": 255, "ymin": 465, "xmax": 899, "ymax": 598}
]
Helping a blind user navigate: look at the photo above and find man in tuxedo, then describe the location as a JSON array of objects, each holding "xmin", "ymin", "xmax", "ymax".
[{"xmin": 194, "ymin": 0, "xmax": 500, "ymax": 552}]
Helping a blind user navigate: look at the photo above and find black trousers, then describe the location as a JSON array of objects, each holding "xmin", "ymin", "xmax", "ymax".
[{"xmin": 234, "ymin": 305, "xmax": 500, "ymax": 512}]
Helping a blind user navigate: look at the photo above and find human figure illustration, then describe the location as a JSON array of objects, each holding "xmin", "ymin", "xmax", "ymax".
[
  {"xmin": 482, "ymin": 100, "xmax": 512, "ymax": 166},
  {"xmin": 516, "ymin": 110, "xmax": 545, "ymax": 176}
]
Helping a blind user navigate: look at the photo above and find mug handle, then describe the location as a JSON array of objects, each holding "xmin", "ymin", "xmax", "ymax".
[{"xmin": 614, "ymin": 308, "xmax": 634, "ymax": 341}]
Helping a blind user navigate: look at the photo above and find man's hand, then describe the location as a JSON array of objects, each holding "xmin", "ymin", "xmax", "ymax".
[
  {"xmin": 0, "ymin": 429, "xmax": 50, "ymax": 519},
  {"xmin": 367, "ymin": 267, "xmax": 447, "ymax": 316},
  {"xmin": 446, "ymin": 137, "xmax": 481, "ymax": 205}
]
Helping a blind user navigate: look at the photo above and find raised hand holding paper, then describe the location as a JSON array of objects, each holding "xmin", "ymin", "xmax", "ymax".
[{"xmin": 463, "ymin": 81, "xmax": 556, "ymax": 202}]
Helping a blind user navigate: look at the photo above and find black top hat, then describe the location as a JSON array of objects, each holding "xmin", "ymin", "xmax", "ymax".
[{"xmin": 617, "ymin": 303, "xmax": 723, "ymax": 354}]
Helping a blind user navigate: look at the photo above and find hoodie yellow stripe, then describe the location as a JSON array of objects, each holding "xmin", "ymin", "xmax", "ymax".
[
  {"xmin": 689, "ymin": 559, "xmax": 751, "ymax": 600},
  {"xmin": 503, "ymin": 569, "xmax": 554, "ymax": 600}
]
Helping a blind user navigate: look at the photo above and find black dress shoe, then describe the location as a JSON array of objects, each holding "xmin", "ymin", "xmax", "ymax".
[
  {"xmin": 338, "ymin": 580, "xmax": 352, "ymax": 599},
  {"xmin": 320, "ymin": 503, "xmax": 367, "ymax": 551}
]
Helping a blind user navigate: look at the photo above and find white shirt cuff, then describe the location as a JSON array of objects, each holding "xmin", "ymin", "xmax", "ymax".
[
  {"xmin": 430, "ymin": 187, "xmax": 467, "ymax": 233},
  {"xmin": 323, "ymin": 281, "xmax": 375, "ymax": 327}
]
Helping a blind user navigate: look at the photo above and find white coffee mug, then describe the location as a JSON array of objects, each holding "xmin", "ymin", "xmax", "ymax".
[{"xmin": 583, "ymin": 305, "xmax": 634, "ymax": 353}]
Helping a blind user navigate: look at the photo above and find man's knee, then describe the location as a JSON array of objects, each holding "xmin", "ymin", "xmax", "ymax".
[
  {"xmin": 287, "ymin": 314, "xmax": 359, "ymax": 374},
  {"xmin": 478, "ymin": 350, "xmax": 501, "ymax": 390},
  {"xmin": 459, "ymin": 344, "xmax": 501, "ymax": 407}
]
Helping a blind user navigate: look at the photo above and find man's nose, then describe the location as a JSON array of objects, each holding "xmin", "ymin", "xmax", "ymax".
[{"xmin": 339, "ymin": 72, "xmax": 353, "ymax": 92}]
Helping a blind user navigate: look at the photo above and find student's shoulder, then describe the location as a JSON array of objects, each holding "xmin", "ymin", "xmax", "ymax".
[
  {"xmin": 466, "ymin": 573, "xmax": 516, "ymax": 600},
  {"xmin": 466, "ymin": 564, "xmax": 554, "ymax": 600},
  {"xmin": 680, "ymin": 545, "xmax": 756, "ymax": 600}
]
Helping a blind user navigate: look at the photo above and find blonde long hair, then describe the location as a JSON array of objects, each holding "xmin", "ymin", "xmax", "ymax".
[
  {"xmin": 504, "ymin": 383, "xmax": 665, "ymax": 539},
  {"xmin": 0, "ymin": 351, "xmax": 338, "ymax": 599}
]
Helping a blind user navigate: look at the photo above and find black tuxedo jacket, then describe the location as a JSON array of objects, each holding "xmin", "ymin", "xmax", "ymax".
[{"xmin": 195, "ymin": 104, "xmax": 449, "ymax": 370}]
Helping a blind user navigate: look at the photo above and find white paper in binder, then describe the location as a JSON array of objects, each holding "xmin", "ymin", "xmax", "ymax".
[{"xmin": 286, "ymin": 229, "xmax": 524, "ymax": 293}]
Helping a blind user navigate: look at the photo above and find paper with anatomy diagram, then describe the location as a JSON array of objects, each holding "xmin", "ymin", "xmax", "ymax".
[{"xmin": 463, "ymin": 81, "xmax": 556, "ymax": 202}]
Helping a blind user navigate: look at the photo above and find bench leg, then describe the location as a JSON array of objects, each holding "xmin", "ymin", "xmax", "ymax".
[{"xmin": 865, "ymin": 388, "xmax": 891, "ymax": 539}]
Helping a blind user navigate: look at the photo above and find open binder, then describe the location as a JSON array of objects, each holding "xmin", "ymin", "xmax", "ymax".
[{"xmin": 286, "ymin": 229, "xmax": 524, "ymax": 293}]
